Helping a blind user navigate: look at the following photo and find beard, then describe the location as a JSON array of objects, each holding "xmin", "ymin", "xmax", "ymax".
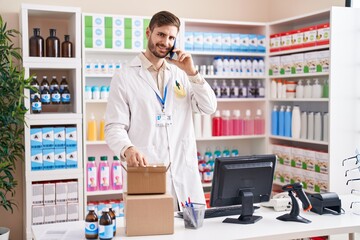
[{"xmin": 147, "ymin": 37, "xmax": 171, "ymax": 59}]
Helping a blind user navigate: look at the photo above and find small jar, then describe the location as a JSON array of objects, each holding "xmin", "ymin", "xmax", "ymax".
[
  {"xmin": 286, "ymin": 81, "xmax": 296, "ymax": 91},
  {"xmin": 286, "ymin": 89, "xmax": 296, "ymax": 99}
]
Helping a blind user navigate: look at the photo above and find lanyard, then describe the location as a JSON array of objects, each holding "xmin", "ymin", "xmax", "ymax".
[{"xmin": 155, "ymin": 84, "xmax": 168, "ymax": 113}]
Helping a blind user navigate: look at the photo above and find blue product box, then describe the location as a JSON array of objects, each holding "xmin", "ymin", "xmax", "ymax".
[
  {"xmin": 119, "ymin": 201, "xmax": 124, "ymax": 217},
  {"xmin": 42, "ymin": 127, "xmax": 54, "ymax": 149},
  {"xmin": 65, "ymin": 127, "xmax": 77, "ymax": 148},
  {"xmin": 257, "ymin": 34, "xmax": 266, "ymax": 53},
  {"xmin": 54, "ymin": 127, "xmax": 65, "ymax": 148},
  {"xmin": 221, "ymin": 33, "xmax": 231, "ymax": 52},
  {"xmin": 193, "ymin": 32, "xmax": 203, "ymax": 51},
  {"xmin": 66, "ymin": 147, "xmax": 77, "ymax": 168},
  {"xmin": 54, "ymin": 148, "xmax": 66, "ymax": 169},
  {"xmin": 31, "ymin": 149, "xmax": 43, "ymax": 171},
  {"xmin": 30, "ymin": 128, "xmax": 43, "ymax": 149},
  {"xmin": 43, "ymin": 148, "xmax": 54, "ymax": 170},
  {"xmin": 248, "ymin": 34, "xmax": 258, "ymax": 52},
  {"xmin": 203, "ymin": 32, "xmax": 213, "ymax": 51},
  {"xmin": 231, "ymin": 33, "xmax": 241, "ymax": 52},
  {"xmin": 239, "ymin": 34, "xmax": 249, "ymax": 52},
  {"xmin": 184, "ymin": 32, "xmax": 194, "ymax": 51},
  {"xmin": 212, "ymin": 33, "xmax": 222, "ymax": 51}
]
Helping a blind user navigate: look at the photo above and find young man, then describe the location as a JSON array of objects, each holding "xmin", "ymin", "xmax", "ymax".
[{"xmin": 105, "ymin": 11, "xmax": 217, "ymax": 209}]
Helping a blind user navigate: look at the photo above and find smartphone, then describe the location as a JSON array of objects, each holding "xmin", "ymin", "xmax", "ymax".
[{"xmin": 169, "ymin": 39, "xmax": 176, "ymax": 59}]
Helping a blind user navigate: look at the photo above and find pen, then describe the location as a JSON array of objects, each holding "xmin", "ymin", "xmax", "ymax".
[{"xmin": 175, "ymin": 80, "xmax": 181, "ymax": 90}]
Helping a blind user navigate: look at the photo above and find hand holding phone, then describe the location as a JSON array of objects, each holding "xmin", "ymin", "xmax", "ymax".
[{"xmin": 169, "ymin": 39, "xmax": 176, "ymax": 59}]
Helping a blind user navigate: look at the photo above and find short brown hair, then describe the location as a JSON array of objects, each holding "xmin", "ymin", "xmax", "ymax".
[{"xmin": 148, "ymin": 11, "xmax": 180, "ymax": 31}]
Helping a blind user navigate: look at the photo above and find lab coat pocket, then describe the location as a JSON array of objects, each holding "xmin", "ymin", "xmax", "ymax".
[{"xmin": 181, "ymin": 138, "xmax": 197, "ymax": 169}]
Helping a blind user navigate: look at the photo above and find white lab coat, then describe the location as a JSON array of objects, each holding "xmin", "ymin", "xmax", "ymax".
[{"xmin": 105, "ymin": 54, "xmax": 217, "ymax": 208}]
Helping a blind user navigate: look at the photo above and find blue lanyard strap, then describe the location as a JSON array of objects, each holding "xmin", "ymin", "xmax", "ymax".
[{"xmin": 155, "ymin": 84, "xmax": 168, "ymax": 112}]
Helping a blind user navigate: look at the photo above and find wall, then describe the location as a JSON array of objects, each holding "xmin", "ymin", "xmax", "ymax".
[{"xmin": 0, "ymin": 0, "xmax": 344, "ymax": 239}]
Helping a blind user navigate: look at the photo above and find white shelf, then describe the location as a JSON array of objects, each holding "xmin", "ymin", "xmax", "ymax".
[
  {"xmin": 196, "ymin": 135, "xmax": 266, "ymax": 141},
  {"xmin": 84, "ymin": 48, "xmax": 142, "ymax": 54},
  {"xmin": 84, "ymin": 74, "xmax": 114, "ymax": 78},
  {"xmin": 269, "ymin": 98, "xmax": 329, "ymax": 102},
  {"xmin": 85, "ymin": 140, "xmax": 107, "ymax": 145},
  {"xmin": 25, "ymin": 113, "xmax": 82, "ymax": 122},
  {"xmin": 189, "ymin": 51, "xmax": 266, "ymax": 57},
  {"xmin": 217, "ymin": 98, "xmax": 266, "ymax": 103},
  {"xmin": 269, "ymin": 72, "xmax": 329, "ymax": 79},
  {"xmin": 269, "ymin": 45, "xmax": 330, "ymax": 57},
  {"xmin": 85, "ymin": 99, "xmax": 108, "ymax": 104},
  {"xmin": 23, "ymin": 57, "xmax": 81, "ymax": 69},
  {"xmin": 204, "ymin": 75, "xmax": 266, "ymax": 79},
  {"xmin": 269, "ymin": 135, "xmax": 328, "ymax": 146},
  {"xmin": 26, "ymin": 169, "xmax": 83, "ymax": 182},
  {"xmin": 86, "ymin": 189, "xmax": 123, "ymax": 196}
]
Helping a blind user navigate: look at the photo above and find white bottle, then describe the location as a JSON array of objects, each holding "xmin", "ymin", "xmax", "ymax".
[
  {"xmin": 307, "ymin": 112, "xmax": 314, "ymax": 140},
  {"xmin": 234, "ymin": 57, "xmax": 241, "ymax": 76},
  {"xmin": 312, "ymin": 78, "xmax": 322, "ymax": 98},
  {"xmin": 229, "ymin": 58, "xmax": 235, "ymax": 75},
  {"xmin": 281, "ymin": 81, "xmax": 287, "ymax": 99},
  {"xmin": 193, "ymin": 113, "xmax": 202, "ymax": 138},
  {"xmin": 258, "ymin": 58, "xmax": 265, "ymax": 76},
  {"xmin": 212, "ymin": 80, "xmax": 221, "ymax": 98},
  {"xmin": 295, "ymin": 79, "xmax": 304, "ymax": 98},
  {"xmin": 291, "ymin": 106, "xmax": 301, "ymax": 139},
  {"xmin": 221, "ymin": 80, "xmax": 230, "ymax": 98},
  {"xmin": 277, "ymin": 80, "xmax": 283, "ymax": 99},
  {"xmin": 252, "ymin": 58, "xmax": 259, "ymax": 76},
  {"xmin": 271, "ymin": 79, "xmax": 277, "ymax": 99},
  {"xmin": 216, "ymin": 57, "xmax": 223, "ymax": 75},
  {"xmin": 202, "ymin": 115, "xmax": 212, "ymax": 138},
  {"xmin": 223, "ymin": 57, "xmax": 230, "ymax": 76},
  {"xmin": 92, "ymin": 59, "xmax": 100, "ymax": 74},
  {"xmin": 314, "ymin": 112, "xmax": 322, "ymax": 141},
  {"xmin": 240, "ymin": 58, "xmax": 246, "ymax": 76},
  {"xmin": 300, "ymin": 111, "xmax": 307, "ymax": 139},
  {"xmin": 323, "ymin": 112, "xmax": 329, "ymax": 142},
  {"xmin": 246, "ymin": 58, "xmax": 252, "ymax": 76},
  {"xmin": 304, "ymin": 79, "xmax": 312, "ymax": 98},
  {"xmin": 257, "ymin": 80, "xmax": 265, "ymax": 98},
  {"xmin": 230, "ymin": 79, "xmax": 239, "ymax": 98},
  {"xmin": 85, "ymin": 59, "xmax": 92, "ymax": 74}
]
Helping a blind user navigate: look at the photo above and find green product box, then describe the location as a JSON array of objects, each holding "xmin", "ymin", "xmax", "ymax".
[
  {"xmin": 125, "ymin": 38, "xmax": 132, "ymax": 49},
  {"xmin": 125, "ymin": 18, "xmax": 132, "ymax": 29},
  {"xmin": 105, "ymin": 16, "xmax": 112, "ymax": 28},
  {"xmin": 84, "ymin": 27, "xmax": 93, "ymax": 38},
  {"xmin": 85, "ymin": 16, "xmax": 93, "ymax": 27},
  {"xmin": 105, "ymin": 27, "xmax": 113, "ymax": 40},
  {"xmin": 143, "ymin": 38, "xmax": 148, "ymax": 49},
  {"xmin": 143, "ymin": 18, "xmax": 150, "ymax": 29},
  {"xmin": 85, "ymin": 38, "xmax": 93, "ymax": 48},
  {"xmin": 105, "ymin": 38, "xmax": 112, "ymax": 49},
  {"xmin": 125, "ymin": 28, "xmax": 132, "ymax": 39}
]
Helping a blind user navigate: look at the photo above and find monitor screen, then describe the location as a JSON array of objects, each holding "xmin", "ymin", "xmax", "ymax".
[{"xmin": 210, "ymin": 154, "xmax": 276, "ymax": 224}]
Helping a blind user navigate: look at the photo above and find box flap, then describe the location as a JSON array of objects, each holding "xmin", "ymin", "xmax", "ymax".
[{"xmin": 127, "ymin": 165, "xmax": 167, "ymax": 173}]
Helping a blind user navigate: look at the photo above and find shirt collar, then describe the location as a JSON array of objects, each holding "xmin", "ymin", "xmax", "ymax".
[{"xmin": 138, "ymin": 52, "xmax": 170, "ymax": 72}]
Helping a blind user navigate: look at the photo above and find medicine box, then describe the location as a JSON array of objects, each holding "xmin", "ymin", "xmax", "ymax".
[
  {"xmin": 66, "ymin": 147, "xmax": 78, "ymax": 168},
  {"xmin": 65, "ymin": 127, "xmax": 77, "ymax": 148},
  {"xmin": 184, "ymin": 32, "xmax": 193, "ymax": 51},
  {"xmin": 56, "ymin": 182, "xmax": 68, "ymax": 204},
  {"xmin": 248, "ymin": 34, "xmax": 257, "ymax": 52},
  {"xmin": 212, "ymin": 33, "xmax": 221, "ymax": 51},
  {"xmin": 42, "ymin": 127, "xmax": 54, "ymax": 149},
  {"xmin": 54, "ymin": 127, "xmax": 65, "ymax": 148},
  {"xmin": 54, "ymin": 148, "xmax": 66, "ymax": 169},
  {"xmin": 269, "ymin": 56, "xmax": 280, "ymax": 76},
  {"xmin": 291, "ymin": 29, "xmax": 303, "ymax": 49},
  {"xmin": 304, "ymin": 52, "xmax": 318, "ymax": 73},
  {"xmin": 316, "ymin": 23, "xmax": 330, "ymax": 45},
  {"xmin": 113, "ymin": 38, "xmax": 124, "ymax": 49},
  {"xmin": 30, "ymin": 128, "xmax": 42, "ymax": 149},
  {"xmin": 280, "ymin": 31, "xmax": 292, "ymax": 51},
  {"xmin": 124, "ymin": 193, "xmax": 174, "ymax": 236},
  {"xmin": 44, "ymin": 205, "xmax": 56, "ymax": 224},
  {"xmin": 315, "ymin": 151, "xmax": 329, "ymax": 174},
  {"xmin": 203, "ymin": 32, "xmax": 212, "ymax": 51},
  {"xmin": 44, "ymin": 183, "xmax": 56, "ymax": 205},
  {"xmin": 32, "ymin": 205, "xmax": 44, "ymax": 225},
  {"xmin": 93, "ymin": 27, "xmax": 104, "ymax": 39},
  {"xmin": 55, "ymin": 204, "xmax": 67, "ymax": 223},
  {"xmin": 193, "ymin": 32, "xmax": 203, "ymax": 51},
  {"xmin": 67, "ymin": 202, "xmax": 79, "ymax": 221},
  {"xmin": 269, "ymin": 33, "xmax": 280, "ymax": 52},
  {"xmin": 31, "ymin": 149, "xmax": 43, "ymax": 171},
  {"xmin": 239, "ymin": 34, "xmax": 249, "ymax": 52},
  {"xmin": 127, "ymin": 165, "xmax": 167, "ymax": 194},
  {"xmin": 93, "ymin": 37, "xmax": 105, "ymax": 49},
  {"xmin": 67, "ymin": 181, "xmax": 78, "ymax": 202},
  {"xmin": 302, "ymin": 26, "xmax": 317, "ymax": 47},
  {"xmin": 43, "ymin": 148, "xmax": 54, "ymax": 170},
  {"xmin": 221, "ymin": 33, "xmax": 231, "ymax": 52},
  {"xmin": 317, "ymin": 50, "xmax": 329, "ymax": 72},
  {"xmin": 231, "ymin": 33, "xmax": 240, "ymax": 52},
  {"xmin": 113, "ymin": 28, "xmax": 124, "ymax": 38},
  {"xmin": 32, "ymin": 183, "xmax": 44, "ymax": 205},
  {"xmin": 257, "ymin": 34, "xmax": 266, "ymax": 53},
  {"xmin": 113, "ymin": 16, "xmax": 124, "ymax": 28},
  {"xmin": 93, "ymin": 15, "xmax": 105, "ymax": 27},
  {"xmin": 291, "ymin": 53, "xmax": 304, "ymax": 74}
]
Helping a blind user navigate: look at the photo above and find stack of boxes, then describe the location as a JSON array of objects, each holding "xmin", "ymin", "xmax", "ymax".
[
  {"xmin": 84, "ymin": 14, "xmax": 150, "ymax": 50},
  {"xmin": 30, "ymin": 126, "xmax": 78, "ymax": 171},
  {"xmin": 124, "ymin": 165, "xmax": 174, "ymax": 236}
]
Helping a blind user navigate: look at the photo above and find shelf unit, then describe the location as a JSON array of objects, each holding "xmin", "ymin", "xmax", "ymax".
[{"xmin": 20, "ymin": 4, "xmax": 83, "ymax": 240}]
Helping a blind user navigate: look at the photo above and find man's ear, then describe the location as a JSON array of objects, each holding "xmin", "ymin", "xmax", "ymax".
[{"xmin": 145, "ymin": 27, "xmax": 151, "ymax": 39}]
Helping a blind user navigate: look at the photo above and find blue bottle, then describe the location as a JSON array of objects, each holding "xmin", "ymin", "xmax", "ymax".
[
  {"xmin": 271, "ymin": 105, "xmax": 279, "ymax": 135},
  {"xmin": 284, "ymin": 106, "xmax": 292, "ymax": 137},
  {"xmin": 278, "ymin": 106, "xmax": 285, "ymax": 136}
]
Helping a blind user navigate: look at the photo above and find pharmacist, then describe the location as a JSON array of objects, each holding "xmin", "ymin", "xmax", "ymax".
[{"xmin": 105, "ymin": 10, "xmax": 217, "ymax": 209}]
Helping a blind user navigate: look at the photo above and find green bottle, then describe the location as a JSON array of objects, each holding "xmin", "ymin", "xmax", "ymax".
[{"xmin": 322, "ymin": 79, "xmax": 329, "ymax": 98}]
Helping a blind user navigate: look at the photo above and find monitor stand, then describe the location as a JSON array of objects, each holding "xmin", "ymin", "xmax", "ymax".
[{"xmin": 223, "ymin": 190, "xmax": 262, "ymax": 224}]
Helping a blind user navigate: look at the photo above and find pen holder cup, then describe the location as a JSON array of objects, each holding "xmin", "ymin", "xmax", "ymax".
[{"xmin": 183, "ymin": 203, "xmax": 205, "ymax": 229}]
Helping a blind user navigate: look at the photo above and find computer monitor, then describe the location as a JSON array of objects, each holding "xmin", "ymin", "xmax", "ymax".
[{"xmin": 210, "ymin": 154, "xmax": 276, "ymax": 224}]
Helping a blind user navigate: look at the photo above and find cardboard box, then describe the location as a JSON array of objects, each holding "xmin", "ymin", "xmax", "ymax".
[
  {"xmin": 127, "ymin": 165, "xmax": 167, "ymax": 194},
  {"xmin": 124, "ymin": 193, "xmax": 174, "ymax": 236}
]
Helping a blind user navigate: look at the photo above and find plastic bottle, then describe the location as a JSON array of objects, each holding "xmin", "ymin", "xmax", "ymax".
[
  {"xmin": 229, "ymin": 57, "xmax": 235, "ymax": 75},
  {"xmin": 312, "ymin": 78, "xmax": 322, "ymax": 98},
  {"xmin": 256, "ymin": 80, "xmax": 265, "ymax": 98},
  {"xmin": 322, "ymin": 79, "xmax": 329, "ymax": 98},
  {"xmin": 323, "ymin": 112, "xmax": 329, "ymax": 142},
  {"xmin": 111, "ymin": 156, "xmax": 122, "ymax": 190},
  {"xmin": 307, "ymin": 112, "xmax": 314, "ymax": 140},
  {"xmin": 314, "ymin": 112, "xmax": 322, "ymax": 141},
  {"xmin": 99, "ymin": 208, "xmax": 113, "ymax": 240},
  {"xmin": 300, "ymin": 111, "xmax": 308, "ymax": 139},
  {"xmin": 220, "ymin": 80, "xmax": 230, "ymax": 98},
  {"xmin": 108, "ymin": 59, "xmax": 114, "ymax": 74},
  {"xmin": 85, "ymin": 207, "xmax": 98, "ymax": 239},
  {"xmin": 46, "ymin": 28, "xmax": 60, "ymax": 57},
  {"xmin": 223, "ymin": 57, "xmax": 230, "ymax": 75},
  {"xmin": 30, "ymin": 76, "xmax": 40, "ymax": 102},
  {"xmin": 258, "ymin": 58, "xmax": 265, "ymax": 76},
  {"xmin": 254, "ymin": 109, "xmax": 265, "ymax": 135},
  {"xmin": 60, "ymin": 76, "xmax": 68, "ymax": 93},
  {"xmin": 100, "ymin": 86, "xmax": 108, "ymax": 100},
  {"xmin": 271, "ymin": 79, "xmax": 277, "ymax": 99},
  {"xmin": 85, "ymin": 59, "xmax": 92, "ymax": 74},
  {"xmin": 234, "ymin": 57, "xmax": 241, "ymax": 75},
  {"xmin": 202, "ymin": 115, "xmax": 212, "ymax": 138},
  {"xmin": 281, "ymin": 80, "xmax": 287, "ymax": 99},
  {"xmin": 239, "ymin": 80, "xmax": 248, "ymax": 98},
  {"xmin": 41, "ymin": 83, "xmax": 51, "ymax": 105},
  {"xmin": 231, "ymin": 147, "xmax": 239, "ymax": 157},
  {"xmin": 221, "ymin": 110, "xmax": 232, "ymax": 136},
  {"xmin": 295, "ymin": 79, "xmax": 304, "ymax": 98},
  {"xmin": 92, "ymin": 86, "xmax": 100, "ymax": 100},
  {"xmin": 232, "ymin": 110, "xmax": 243, "ymax": 135},
  {"xmin": 213, "ymin": 147, "xmax": 222, "ymax": 159},
  {"xmin": 212, "ymin": 80, "xmax": 221, "ymax": 98},
  {"xmin": 271, "ymin": 105, "xmax": 279, "ymax": 135},
  {"xmin": 32, "ymin": 95, "xmax": 42, "ymax": 114},
  {"xmin": 87, "ymin": 157, "xmax": 98, "ymax": 191},
  {"xmin": 212, "ymin": 110, "xmax": 222, "ymax": 136},
  {"xmin": 85, "ymin": 86, "xmax": 92, "ymax": 100},
  {"xmin": 304, "ymin": 79, "xmax": 312, "ymax": 98},
  {"xmin": 284, "ymin": 106, "xmax": 292, "ymax": 137},
  {"xmin": 215, "ymin": 57, "xmax": 223, "ymax": 75},
  {"xmin": 87, "ymin": 113, "xmax": 97, "ymax": 141},
  {"xmin": 29, "ymin": 28, "xmax": 44, "ymax": 57},
  {"xmin": 243, "ymin": 109, "xmax": 254, "ymax": 135},
  {"xmin": 278, "ymin": 105, "xmax": 286, "ymax": 136},
  {"xmin": 93, "ymin": 59, "xmax": 100, "ymax": 74},
  {"xmin": 240, "ymin": 58, "xmax": 246, "ymax": 76},
  {"xmin": 193, "ymin": 113, "xmax": 202, "ymax": 138},
  {"xmin": 229, "ymin": 79, "xmax": 239, "ymax": 98},
  {"xmin": 51, "ymin": 85, "xmax": 61, "ymax": 105},
  {"xmin": 247, "ymin": 80, "xmax": 255, "ymax": 98},
  {"xmin": 40, "ymin": 76, "xmax": 49, "ymax": 91},
  {"xmin": 100, "ymin": 60, "xmax": 108, "ymax": 74},
  {"xmin": 99, "ymin": 156, "xmax": 110, "ymax": 191},
  {"xmin": 61, "ymin": 86, "xmax": 71, "ymax": 104},
  {"xmin": 107, "ymin": 205, "xmax": 116, "ymax": 236},
  {"xmin": 291, "ymin": 106, "xmax": 301, "ymax": 139},
  {"xmin": 252, "ymin": 58, "xmax": 259, "ymax": 76},
  {"xmin": 50, "ymin": 76, "xmax": 58, "ymax": 92},
  {"xmin": 61, "ymin": 35, "xmax": 73, "ymax": 58},
  {"xmin": 246, "ymin": 58, "xmax": 252, "ymax": 76},
  {"xmin": 99, "ymin": 115, "xmax": 106, "ymax": 141}
]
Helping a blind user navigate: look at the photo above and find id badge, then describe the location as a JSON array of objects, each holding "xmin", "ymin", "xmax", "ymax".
[{"xmin": 156, "ymin": 114, "xmax": 172, "ymax": 127}]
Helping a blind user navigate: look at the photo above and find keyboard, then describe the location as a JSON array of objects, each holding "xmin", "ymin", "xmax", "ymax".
[{"xmin": 177, "ymin": 205, "xmax": 260, "ymax": 219}]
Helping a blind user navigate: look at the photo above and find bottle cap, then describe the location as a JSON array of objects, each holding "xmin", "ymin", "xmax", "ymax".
[
  {"xmin": 88, "ymin": 156, "xmax": 96, "ymax": 161},
  {"xmin": 113, "ymin": 156, "xmax": 120, "ymax": 161},
  {"xmin": 256, "ymin": 109, "xmax": 262, "ymax": 116},
  {"xmin": 232, "ymin": 109, "xmax": 240, "ymax": 117},
  {"xmin": 246, "ymin": 109, "xmax": 251, "ymax": 116},
  {"xmin": 100, "ymin": 156, "xmax": 108, "ymax": 161}
]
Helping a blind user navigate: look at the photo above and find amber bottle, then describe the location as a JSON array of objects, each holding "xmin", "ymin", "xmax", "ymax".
[
  {"xmin": 61, "ymin": 35, "xmax": 73, "ymax": 58},
  {"xmin": 46, "ymin": 29, "xmax": 60, "ymax": 57},
  {"xmin": 29, "ymin": 28, "xmax": 44, "ymax": 57}
]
